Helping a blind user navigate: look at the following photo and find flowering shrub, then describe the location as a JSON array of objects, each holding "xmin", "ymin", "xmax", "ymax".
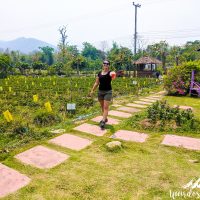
[
  {"xmin": 164, "ymin": 61, "xmax": 200, "ymax": 95},
  {"xmin": 171, "ymin": 79, "xmax": 188, "ymax": 95}
]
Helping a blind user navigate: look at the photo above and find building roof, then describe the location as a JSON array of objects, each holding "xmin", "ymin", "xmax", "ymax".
[{"xmin": 133, "ymin": 56, "xmax": 162, "ymax": 65}]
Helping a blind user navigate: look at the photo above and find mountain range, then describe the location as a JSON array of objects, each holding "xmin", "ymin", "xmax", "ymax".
[{"xmin": 0, "ymin": 37, "xmax": 56, "ymax": 54}]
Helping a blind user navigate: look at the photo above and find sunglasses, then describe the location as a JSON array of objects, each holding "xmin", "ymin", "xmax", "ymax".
[{"xmin": 103, "ymin": 63, "xmax": 109, "ymax": 65}]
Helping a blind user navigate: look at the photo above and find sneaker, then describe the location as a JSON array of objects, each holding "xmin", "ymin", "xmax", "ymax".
[
  {"xmin": 99, "ymin": 119, "xmax": 107, "ymax": 124},
  {"xmin": 99, "ymin": 120, "xmax": 105, "ymax": 129}
]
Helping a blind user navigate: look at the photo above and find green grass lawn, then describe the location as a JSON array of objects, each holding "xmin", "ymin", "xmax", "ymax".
[
  {"xmin": 1, "ymin": 93, "xmax": 200, "ymax": 200},
  {"xmin": 163, "ymin": 95, "xmax": 200, "ymax": 119}
]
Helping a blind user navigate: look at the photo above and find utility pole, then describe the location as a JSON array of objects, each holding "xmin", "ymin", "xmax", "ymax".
[{"xmin": 133, "ymin": 2, "xmax": 141, "ymax": 55}]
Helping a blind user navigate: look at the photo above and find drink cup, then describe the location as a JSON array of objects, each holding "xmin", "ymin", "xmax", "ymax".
[{"xmin": 111, "ymin": 72, "xmax": 116, "ymax": 79}]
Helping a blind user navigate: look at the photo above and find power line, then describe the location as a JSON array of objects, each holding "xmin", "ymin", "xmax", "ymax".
[
  {"xmin": 142, "ymin": 0, "xmax": 182, "ymax": 5},
  {"xmin": 0, "ymin": 0, "xmax": 196, "ymax": 36},
  {"xmin": 0, "ymin": 3, "xmax": 129, "ymax": 34},
  {"xmin": 138, "ymin": 27, "xmax": 200, "ymax": 34},
  {"xmin": 92, "ymin": 33, "xmax": 200, "ymax": 51}
]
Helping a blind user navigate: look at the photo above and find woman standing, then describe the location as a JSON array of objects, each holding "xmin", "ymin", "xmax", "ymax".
[{"xmin": 90, "ymin": 60, "xmax": 116, "ymax": 129}]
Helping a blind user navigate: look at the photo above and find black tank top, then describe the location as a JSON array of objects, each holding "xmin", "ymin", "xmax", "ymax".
[{"xmin": 98, "ymin": 71, "xmax": 112, "ymax": 91}]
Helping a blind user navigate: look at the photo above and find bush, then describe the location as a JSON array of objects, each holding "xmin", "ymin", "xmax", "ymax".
[
  {"xmin": 0, "ymin": 120, "xmax": 31, "ymax": 136},
  {"xmin": 0, "ymin": 121, "xmax": 8, "ymax": 133},
  {"xmin": 13, "ymin": 124, "xmax": 29, "ymax": 135},
  {"xmin": 164, "ymin": 61, "xmax": 200, "ymax": 95},
  {"xmin": 147, "ymin": 101, "xmax": 195, "ymax": 128},
  {"xmin": 33, "ymin": 112, "xmax": 61, "ymax": 126}
]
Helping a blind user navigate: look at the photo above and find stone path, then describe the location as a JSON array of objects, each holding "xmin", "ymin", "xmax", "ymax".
[
  {"xmin": 139, "ymin": 98, "xmax": 158, "ymax": 103},
  {"xmin": 111, "ymin": 130, "xmax": 148, "ymax": 143},
  {"xmin": 111, "ymin": 104, "xmax": 122, "ymax": 107},
  {"xmin": 149, "ymin": 95, "xmax": 162, "ymax": 98},
  {"xmin": 161, "ymin": 135, "xmax": 200, "ymax": 151},
  {"xmin": 117, "ymin": 106, "xmax": 141, "ymax": 113},
  {"xmin": 173, "ymin": 105, "xmax": 193, "ymax": 110},
  {"xmin": 15, "ymin": 145, "xmax": 69, "ymax": 169},
  {"xmin": 73, "ymin": 123, "xmax": 107, "ymax": 136},
  {"xmin": 126, "ymin": 103, "xmax": 147, "ymax": 108},
  {"xmin": 49, "ymin": 134, "xmax": 93, "ymax": 151},
  {"xmin": 133, "ymin": 101, "xmax": 152, "ymax": 105},
  {"xmin": 145, "ymin": 97, "xmax": 162, "ymax": 100},
  {"xmin": 108, "ymin": 110, "xmax": 132, "ymax": 118},
  {"xmin": 0, "ymin": 163, "xmax": 30, "ymax": 198},
  {"xmin": 3, "ymin": 91, "xmax": 199, "ymax": 198},
  {"xmin": 157, "ymin": 91, "xmax": 166, "ymax": 95}
]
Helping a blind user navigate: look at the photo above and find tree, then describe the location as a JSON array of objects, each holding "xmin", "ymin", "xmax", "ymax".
[
  {"xmin": 52, "ymin": 62, "xmax": 64, "ymax": 75},
  {"xmin": 167, "ymin": 46, "xmax": 183, "ymax": 66},
  {"xmin": 146, "ymin": 41, "xmax": 169, "ymax": 73},
  {"xmin": 31, "ymin": 51, "xmax": 43, "ymax": 63},
  {"xmin": 87, "ymin": 58, "xmax": 102, "ymax": 75},
  {"xmin": 32, "ymin": 62, "xmax": 48, "ymax": 74},
  {"xmin": 39, "ymin": 46, "xmax": 54, "ymax": 65},
  {"xmin": 181, "ymin": 40, "xmax": 200, "ymax": 61},
  {"xmin": 100, "ymin": 40, "xmax": 109, "ymax": 54},
  {"xmin": 16, "ymin": 62, "xmax": 30, "ymax": 75},
  {"xmin": 81, "ymin": 42, "xmax": 105, "ymax": 60},
  {"xmin": 66, "ymin": 45, "xmax": 79, "ymax": 57},
  {"xmin": 0, "ymin": 54, "xmax": 11, "ymax": 78},
  {"xmin": 58, "ymin": 25, "xmax": 68, "ymax": 64},
  {"xmin": 70, "ymin": 55, "xmax": 87, "ymax": 75},
  {"xmin": 10, "ymin": 50, "xmax": 20, "ymax": 66},
  {"xmin": 107, "ymin": 42, "xmax": 133, "ymax": 72}
]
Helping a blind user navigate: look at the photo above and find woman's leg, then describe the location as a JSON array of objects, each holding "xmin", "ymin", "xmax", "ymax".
[
  {"xmin": 102, "ymin": 100, "xmax": 110, "ymax": 121},
  {"xmin": 99, "ymin": 100, "xmax": 104, "ymax": 115}
]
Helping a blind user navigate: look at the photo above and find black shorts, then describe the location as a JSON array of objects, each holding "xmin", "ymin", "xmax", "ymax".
[{"xmin": 98, "ymin": 90, "xmax": 112, "ymax": 101}]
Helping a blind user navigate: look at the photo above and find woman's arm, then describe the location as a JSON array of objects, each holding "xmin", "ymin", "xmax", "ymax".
[{"xmin": 90, "ymin": 77, "xmax": 99, "ymax": 95}]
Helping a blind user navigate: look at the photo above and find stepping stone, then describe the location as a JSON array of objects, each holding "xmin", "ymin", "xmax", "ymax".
[
  {"xmin": 108, "ymin": 110, "xmax": 132, "ymax": 118},
  {"xmin": 156, "ymin": 91, "xmax": 166, "ymax": 95},
  {"xmin": 150, "ymin": 95, "xmax": 162, "ymax": 98},
  {"xmin": 117, "ymin": 106, "xmax": 141, "ymax": 113},
  {"xmin": 148, "ymin": 95, "xmax": 162, "ymax": 98},
  {"xmin": 173, "ymin": 105, "xmax": 193, "ymax": 110},
  {"xmin": 74, "ymin": 119, "xmax": 87, "ymax": 125},
  {"xmin": 133, "ymin": 101, "xmax": 152, "ymax": 105},
  {"xmin": 50, "ymin": 129, "xmax": 66, "ymax": 134},
  {"xmin": 111, "ymin": 104, "xmax": 122, "ymax": 107},
  {"xmin": 15, "ymin": 146, "xmax": 69, "ymax": 169},
  {"xmin": 139, "ymin": 98, "xmax": 158, "ymax": 103},
  {"xmin": 126, "ymin": 103, "xmax": 147, "ymax": 108},
  {"xmin": 49, "ymin": 134, "xmax": 92, "ymax": 151},
  {"xmin": 91, "ymin": 116, "xmax": 121, "ymax": 125},
  {"xmin": 111, "ymin": 130, "xmax": 148, "ymax": 143},
  {"xmin": 73, "ymin": 123, "xmax": 107, "ymax": 136},
  {"xmin": 161, "ymin": 135, "xmax": 200, "ymax": 151},
  {"xmin": 145, "ymin": 97, "xmax": 162, "ymax": 100},
  {"xmin": 0, "ymin": 163, "xmax": 30, "ymax": 198}
]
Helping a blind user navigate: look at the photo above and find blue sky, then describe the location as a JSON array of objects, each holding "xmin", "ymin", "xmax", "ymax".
[{"xmin": 0, "ymin": 0, "xmax": 200, "ymax": 50}]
